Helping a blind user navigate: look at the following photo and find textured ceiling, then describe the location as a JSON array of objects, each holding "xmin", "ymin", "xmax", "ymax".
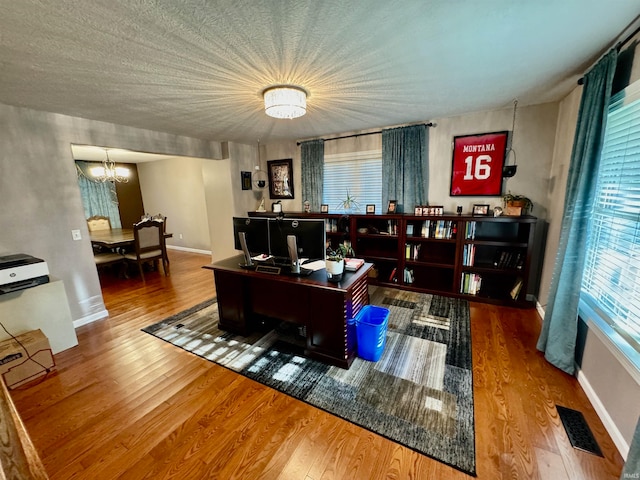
[{"xmin": 1, "ymin": 1, "xmax": 639, "ymax": 144}]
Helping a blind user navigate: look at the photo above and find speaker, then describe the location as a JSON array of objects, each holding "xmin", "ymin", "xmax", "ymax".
[{"xmin": 287, "ymin": 235, "xmax": 300, "ymax": 274}]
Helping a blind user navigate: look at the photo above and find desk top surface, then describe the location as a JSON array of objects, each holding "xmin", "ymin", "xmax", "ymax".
[{"xmin": 204, "ymin": 254, "xmax": 373, "ymax": 292}]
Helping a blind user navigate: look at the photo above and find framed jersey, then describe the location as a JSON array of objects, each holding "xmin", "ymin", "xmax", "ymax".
[{"xmin": 450, "ymin": 131, "xmax": 508, "ymax": 196}]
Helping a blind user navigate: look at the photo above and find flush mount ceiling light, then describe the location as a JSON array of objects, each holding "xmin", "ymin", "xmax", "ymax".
[{"xmin": 263, "ymin": 85, "xmax": 307, "ymax": 119}]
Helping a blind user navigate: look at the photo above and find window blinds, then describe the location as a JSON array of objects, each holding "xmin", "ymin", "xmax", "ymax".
[
  {"xmin": 582, "ymin": 80, "xmax": 640, "ymax": 353},
  {"xmin": 322, "ymin": 150, "xmax": 382, "ymax": 213}
]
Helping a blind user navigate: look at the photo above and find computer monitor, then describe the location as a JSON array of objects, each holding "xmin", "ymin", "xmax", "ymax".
[
  {"xmin": 232, "ymin": 217, "xmax": 269, "ymax": 255},
  {"xmin": 268, "ymin": 218, "xmax": 326, "ymax": 263}
]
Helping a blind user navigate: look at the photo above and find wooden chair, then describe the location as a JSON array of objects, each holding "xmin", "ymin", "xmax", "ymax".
[
  {"xmin": 152, "ymin": 214, "xmax": 167, "ymax": 233},
  {"xmin": 86, "ymin": 215, "xmax": 112, "ymax": 232},
  {"xmin": 93, "ymin": 251, "xmax": 126, "ymax": 277},
  {"xmin": 123, "ymin": 220, "xmax": 169, "ymax": 281}
]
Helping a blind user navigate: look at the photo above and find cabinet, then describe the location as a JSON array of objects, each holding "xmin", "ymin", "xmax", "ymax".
[{"xmin": 247, "ymin": 212, "xmax": 538, "ymax": 307}]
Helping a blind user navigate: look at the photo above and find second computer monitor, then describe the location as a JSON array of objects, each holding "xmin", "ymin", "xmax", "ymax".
[{"xmin": 268, "ymin": 218, "xmax": 326, "ymax": 262}]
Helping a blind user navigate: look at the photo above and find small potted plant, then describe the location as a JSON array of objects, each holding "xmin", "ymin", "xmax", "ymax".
[
  {"xmin": 325, "ymin": 241, "xmax": 352, "ymax": 282},
  {"xmin": 502, "ymin": 191, "xmax": 533, "ymax": 216},
  {"xmin": 336, "ymin": 190, "xmax": 360, "ymax": 213}
]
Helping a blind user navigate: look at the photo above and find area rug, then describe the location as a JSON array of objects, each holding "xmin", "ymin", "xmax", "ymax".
[{"xmin": 142, "ymin": 286, "xmax": 476, "ymax": 475}]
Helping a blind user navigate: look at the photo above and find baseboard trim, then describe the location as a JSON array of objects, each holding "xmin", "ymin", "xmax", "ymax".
[
  {"xmin": 166, "ymin": 245, "xmax": 211, "ymax": 255},
  {"xmin": 73, "ymin": 310, "xmax": 108, "ymax": 328},
  {"xmin": 576, "ymin": 367, "xmax": 629, "ymax": 459}
]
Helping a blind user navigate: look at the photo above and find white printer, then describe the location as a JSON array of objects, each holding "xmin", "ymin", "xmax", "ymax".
[{"xmin": 0, "ymin": 254, "xmax": 50, "ymax": 294}]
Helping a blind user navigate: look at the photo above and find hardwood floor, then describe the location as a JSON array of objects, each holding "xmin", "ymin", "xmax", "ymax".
[{"xmin": 11, "ymin": 250, "xmax": 624, "ymax": 479}]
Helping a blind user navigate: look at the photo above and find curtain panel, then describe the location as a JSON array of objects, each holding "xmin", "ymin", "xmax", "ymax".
[
  {"xmin": 76, "ymin": 161, "xmax": 122, "ymax": 228},
  {"xmin": 382, "ymin": 124, "xmax": 428, "ymax": 212},
  {"xmin": 536, "ymin": 49, "xmax": 618, "ymax": 374},
  {"xmin": 300, "ymin": 139, "xmax": 324, "ymax": 211}
]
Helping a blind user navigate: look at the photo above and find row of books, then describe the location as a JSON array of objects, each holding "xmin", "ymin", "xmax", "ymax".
[
  {"xmin": 387, "ymin": 267, "xmax": 415, "ymax": 284},
  {"xmin": 407, "ymin": 220, "xmax": 457, "ymax": 239},
  {"xmin": 325, "ymin": 218, "xmax": 341, "ymax": 233},
  {"xmin": 462, "ymin": 244, "xmax": 476, "ymax": 266},
  {"xmin": 460, "ymin": 273, "xmax": 482, "ymax": 295},
  {"xmin": 464, "ymin": 221, "xmax": 478, "ymax": 239},
  {"xmin": 405, "ymin": 243, "xmax": 421, "ymax": 261},
  {"xmin": 494, "ymin": 250, "xmax": 524, "ymax": 269}
]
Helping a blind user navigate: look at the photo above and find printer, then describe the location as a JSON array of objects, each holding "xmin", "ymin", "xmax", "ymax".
[{"xmin": 0, "ymin": 254, "xmax": 50, "ymax": 294}]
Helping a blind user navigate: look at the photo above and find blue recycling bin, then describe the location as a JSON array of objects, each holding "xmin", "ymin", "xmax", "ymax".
[{"xmin": 355, "ymin": 305, "xmax": 390, "ymax": 361}]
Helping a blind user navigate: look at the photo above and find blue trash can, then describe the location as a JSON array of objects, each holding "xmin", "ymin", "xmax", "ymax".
[{"xmin": 355, "ymin": 305, "xmax": 390, "ymax": 361}]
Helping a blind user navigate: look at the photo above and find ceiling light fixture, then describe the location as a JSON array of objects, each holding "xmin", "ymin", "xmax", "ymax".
[
  {"xmin": 263, "ymin": 85, "xmax": 307, "ymax": 119},
  {"xmin": 90, "ymin": 148, "xmax": 130, "ymax": 183}
]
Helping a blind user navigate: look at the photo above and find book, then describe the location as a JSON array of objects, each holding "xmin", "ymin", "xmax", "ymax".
[{"xmin": 344, "ymin": 258, "xmax": 365, "ymax": 272}]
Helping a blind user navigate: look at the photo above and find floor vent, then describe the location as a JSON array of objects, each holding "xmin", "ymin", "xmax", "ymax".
[{"xmin": 556, "ymin": 405, "xmax": 603, "ymax": 456}]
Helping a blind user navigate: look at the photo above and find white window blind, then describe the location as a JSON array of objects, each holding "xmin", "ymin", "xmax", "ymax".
[
  {"xmin": 323, "ymin": 150, "xmax": 382, "ymax": 213},
  {"xmin": 582, "ymin": 80, "xmax": 640, "ymax": 354}
]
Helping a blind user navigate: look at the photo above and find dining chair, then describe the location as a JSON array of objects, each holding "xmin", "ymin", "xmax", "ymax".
[
  {"xmin": 93, "ymin": 251, "xmax": 126, "ymax": 277},
  {"xmin": 86, "ymin": 215, "xmax": 112, "ymax": 232},
  {"xmin": 152, "ymin": 213, "xmax": 167, "ymax": 233},
  {"xmin": 123, "ymin": 219, "xmax": 169, "ymax": 281}
]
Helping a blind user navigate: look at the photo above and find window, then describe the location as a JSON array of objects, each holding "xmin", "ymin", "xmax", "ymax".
[
  {"xmin": 581, "ymin": 79, "xmax": 640, "ymax": 356},
  {"xmin": 322, "ymin": 150, "xmax": 382, "ymax": 213}
]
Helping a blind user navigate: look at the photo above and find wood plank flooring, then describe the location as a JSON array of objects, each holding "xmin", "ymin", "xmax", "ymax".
[{"xmin": 10, "ymin": 250, "xmax": 624, "ymax": 479}]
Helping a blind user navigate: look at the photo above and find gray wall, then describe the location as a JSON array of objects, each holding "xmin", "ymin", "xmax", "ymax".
[{"xmin": 0, "ymin": 104, "xmax": 222, "ymax": 324}]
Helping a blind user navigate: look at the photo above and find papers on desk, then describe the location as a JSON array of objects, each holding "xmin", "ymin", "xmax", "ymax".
[
  {"xmin": 251, "ymin": 254, "xmax": 273, "ymax": 261},
  {"xmin": 301, "ymin": 260, "xmax": 326, "ymax": 272}
]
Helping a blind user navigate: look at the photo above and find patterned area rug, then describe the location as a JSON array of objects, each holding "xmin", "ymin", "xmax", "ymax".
[{"xmin": 142, "ymin": 286, "xmax": 475, "ymax": 475}]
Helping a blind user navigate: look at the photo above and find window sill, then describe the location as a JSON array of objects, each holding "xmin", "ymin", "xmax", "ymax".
[{"xmin": 579, "ymin": 299, "xmax": 640, "ymax": 385}]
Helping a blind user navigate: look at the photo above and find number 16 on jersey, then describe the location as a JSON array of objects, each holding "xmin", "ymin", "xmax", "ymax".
[{"xmin": 450, "ymin": 131, "xmax": 508, "ymax": 196}]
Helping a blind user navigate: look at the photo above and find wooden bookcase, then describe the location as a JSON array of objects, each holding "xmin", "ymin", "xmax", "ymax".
[{"xmin": 247, "ymin": 212, "xmax": 538, "ymax": 307}]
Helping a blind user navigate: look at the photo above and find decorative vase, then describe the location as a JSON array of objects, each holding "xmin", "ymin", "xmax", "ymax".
[{"xmin": 325, "ymin": 258, "xmax": 344, "ymax": 282}]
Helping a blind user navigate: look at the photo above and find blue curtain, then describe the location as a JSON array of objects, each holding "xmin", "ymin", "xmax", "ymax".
[
  {"xmin": 76, "ymin": 161, "xmax": 122, "ymax": 228},
  {"xmin": 536, "ymin": 49, "xmax": 618, "ymax": 374},
  {"xmin": 301, "ymin": 139, "xmax": 324, "ymax": 211},
  {"xmin": 622, "ymin": 416, "xmax": 640, "ymax": 479},
  {"xmin": 382, "ymin": 124, "xmax": 428, "ymax": 213}
]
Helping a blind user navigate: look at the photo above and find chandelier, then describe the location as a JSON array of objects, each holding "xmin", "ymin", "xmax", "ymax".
[
  {"xmin": 90, "ymin": 149, "xmax": 130, "ymax": 183},
  {"xmin": 263, "ymin": 85, "xmax": 307, "ymax": 119}
]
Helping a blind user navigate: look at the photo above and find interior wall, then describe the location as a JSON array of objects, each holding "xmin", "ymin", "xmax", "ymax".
[
  {"xmin": 0, "ymin": 103, "xmax": 222, "ymax": 325},
  {"xmin": 202, "ymin": 157, "xmax": 236, "ymax": 262},
  {"xmin": 137, "ymin": 157, "xmax": 211, "ymax": 252},
  {"xmin": 429, "ymin": 102, "xmax": 559, "ymax": 217}
]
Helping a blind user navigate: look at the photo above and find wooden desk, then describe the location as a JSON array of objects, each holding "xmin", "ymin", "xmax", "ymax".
[
  {"xmin": 89, "ymin": 228, "xmax": 172, "ymax": 248},
  {"xmin": 203, "ymin": 255, "xmax": 373, "ymax": 369}
]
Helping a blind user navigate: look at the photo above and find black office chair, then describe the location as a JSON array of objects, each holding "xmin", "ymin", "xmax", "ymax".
[{"xmin": 123, "ymin": 220, "xmax": 169, "ymax": 281}]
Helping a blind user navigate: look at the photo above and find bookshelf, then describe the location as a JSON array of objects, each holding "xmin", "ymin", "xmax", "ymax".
[{"xmin": 247, "ymin": 211, "xmax": 538, "ymax": 307}]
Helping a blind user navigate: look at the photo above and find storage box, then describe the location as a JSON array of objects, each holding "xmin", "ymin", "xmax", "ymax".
[{"xmin": 0, "ymin": 329, "xmax": 55, "ymax": 389}]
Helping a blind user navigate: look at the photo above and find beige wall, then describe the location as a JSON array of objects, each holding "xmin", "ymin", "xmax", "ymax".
[{"xmin": 137, "ymin": 157, "xmax": 212, "ymax": 252}]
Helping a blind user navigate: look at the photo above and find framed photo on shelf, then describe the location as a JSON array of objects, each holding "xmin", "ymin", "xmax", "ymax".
[
  {"xmin": 472, "ymin": 204, "xmax": 490, "ymax": 216},
  {"xmin": 320, "ymin": 204, "xmax": 329, "ymax": 213},
  {"xmin": 414, "ymin": 206, "xmax": 423, "ymax": 216},
  {"xmin": 267, "ymin": 158, "xmax": 294, "ymax": 199},
  {"xmin": 387, "ymin": 200, "xmax": 397, "ymax": 213},
  {"xmin": 450, "ymin": 131, "xmax": 508, "ymax": 196},
  {"xmin": 366, "ymin": 204, "xmax": 375, "ymax": 214}
]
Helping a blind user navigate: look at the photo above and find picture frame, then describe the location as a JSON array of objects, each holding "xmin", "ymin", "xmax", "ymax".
[
  {"xmin": 267, "ymin": 159, "xmax": 294, "ymax": 199},
  {"xmin": 414, "ymin": 206, "xmax": 423, "ymax": 216},
  {"xmin": 450, "ymin": 131, "xmax": 508, "ymax": 196},
  {"xmin": 320, "ymin": 204, "xmax": 329, "ymax": 213},
  {"xmin": 366, "ymin": 204, "xmax": 375, "ymax": 214},
  {"xmin": 387, "ymin": 200, "xmax": 397, "ymax": 214},
  {"xmin": 472, "ymin": 204, "xmax": 490, "ymax": 216},
  {"xmin": 241, "ymin": 171, "xmax": 252, "ymax": 190}
]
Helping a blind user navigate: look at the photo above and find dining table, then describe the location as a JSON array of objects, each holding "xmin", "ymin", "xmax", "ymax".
[{"xmin": 89, "ymin": 228, "xmax": 173, "ymax": 248}]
